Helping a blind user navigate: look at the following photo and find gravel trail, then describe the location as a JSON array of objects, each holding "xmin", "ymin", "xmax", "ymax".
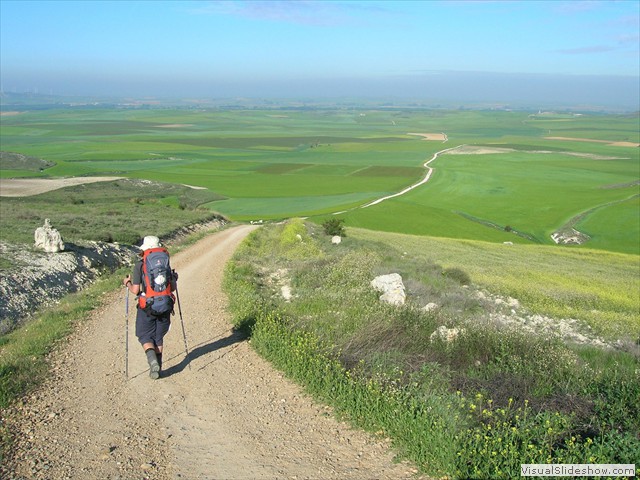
[{"xmin": 2, "ymin": 225, "xmax": 423, "ymax": 480}]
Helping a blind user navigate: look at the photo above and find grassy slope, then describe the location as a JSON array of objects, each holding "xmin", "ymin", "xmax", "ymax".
[
  {"xmin": 0, "ymin": 179, "xmax": 225, "ymax": 246},
  {"xmin": 338, "ymin": 145, "xmax": 639, "ymax": 252},
  {"xmin": 347, "ymin": 227, "xmax": 639, "ymax": 339},
  {"xmin": 223, "ymin": 220, "xmax": 639, "ymax": 479}
]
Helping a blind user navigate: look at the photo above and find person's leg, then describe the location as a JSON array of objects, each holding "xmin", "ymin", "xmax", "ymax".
[
  {"xmin": 136, "ymin": 310, "xmax": 161, "ymax": 379},
  {"xmin": 145, "ymin": 348, "xmax": 161, "ymax": 379},
  {"xmin": 152, "ymin": 315, "xmax": 171, "ymax": 374}
]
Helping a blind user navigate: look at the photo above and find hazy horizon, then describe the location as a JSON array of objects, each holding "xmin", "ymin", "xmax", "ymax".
[{"xmin": 1, "ymin": 1, "xmax": 639, "ymax": 110}]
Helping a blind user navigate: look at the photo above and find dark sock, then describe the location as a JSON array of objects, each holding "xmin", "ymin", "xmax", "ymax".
[
  {"xmin": 145, "ymin": 348, "xmax": 158, "ymax": 367},
  {"xmin": 157, "ymin": 353, "xmax": 162, "ymax": 369}
]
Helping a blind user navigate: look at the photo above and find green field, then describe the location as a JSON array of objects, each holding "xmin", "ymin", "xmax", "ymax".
[{"xmin": 1, "ymin": 108, "xmax": 638, "ymax": 253}]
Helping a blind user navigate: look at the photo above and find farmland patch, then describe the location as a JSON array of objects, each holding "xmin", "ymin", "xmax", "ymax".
[
  {"xmin": 407, "ymin": 132, "xmax": 447, "ymax": 141},
  {"xmin": 169, "ymin": 136, "xmax": 412, "ymax": 149},
  {"xmin": 1, "ymin": 151, "xmax": 55, "ymax": 171},
  {"xmin": 351, "ymin": 166, "xmax": 424, "ymax": 177},
  {"xmin": 546, "ymin": 136, "xmax": 640, "ymax": 147},
  {"xmin": 1, "ymin": 108, "xmax": 637, "ymax": 253},
  {"xmin": 0, "ymin": 176, "xmax": 123, "ymax": 197},
  {"xmin": 445, "ymin": 145, "xmax": 515, "ymax": 155},
  {"xmin": 444, "ymin": 145, "xmax": 626, "ymax": 160},
  {"xmin": 300, "ymin": 164, "xmax": 364, "ymax": 176},
  {"xmin": 257, "ymin": 163, "xmax": 314, "ymax": 174},
  {"xmin": 601, "ymin": 180, "xmax": 640, "ymax": 189},
  {"xmin": 208, "ymin": 192, "xmax": 377, "ymax": 219}
]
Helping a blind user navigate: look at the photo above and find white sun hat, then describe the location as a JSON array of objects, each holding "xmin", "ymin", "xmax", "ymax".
[{"xmin": 139, "ymin": 235, "xmax": 161, "ymax": 251}]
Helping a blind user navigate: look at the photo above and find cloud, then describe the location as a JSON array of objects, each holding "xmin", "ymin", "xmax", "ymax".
[{"xmin": 616, "ymin": 34, "xmax": 640, "ymax": 45}]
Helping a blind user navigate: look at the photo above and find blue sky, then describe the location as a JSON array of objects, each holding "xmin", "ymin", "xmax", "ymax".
[{"xmin": 1, "ymin": 0, "xmax": 639, "ymax": 107}]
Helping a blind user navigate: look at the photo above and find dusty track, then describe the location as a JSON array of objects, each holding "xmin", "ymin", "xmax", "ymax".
[{"xmin": 2, "ymin": 225, "xmax": 422, "ymax": 479}]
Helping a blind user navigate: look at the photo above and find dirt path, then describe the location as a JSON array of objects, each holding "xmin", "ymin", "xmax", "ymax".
[
  {"xmin": 360, "ymin": 144, "xmax": 463, "ymax": 208},
  {"xmin": 2, "ymin": 225, "xmax": 423, "ymax": 479}
]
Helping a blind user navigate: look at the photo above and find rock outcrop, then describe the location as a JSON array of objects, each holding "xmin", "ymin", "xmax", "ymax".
[
  {"xmin": 551, "ymin": 228, "xmax": 590, "ymax": 245},
  {"xmin": 371, "ymin": 273, "xmax": 406, "ymax": 306},
  {"xmin": 0, "ymin": 241, "xmax": 137, "ymax": 334},
  {"xmin": 34, "ymin": 218, "xmax": 65, "ymax": 253}
]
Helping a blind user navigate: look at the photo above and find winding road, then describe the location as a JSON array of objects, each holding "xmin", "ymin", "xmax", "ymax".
[{"xmin": 360, "ymin": 143, "xmax": 463, "ymax": 209}]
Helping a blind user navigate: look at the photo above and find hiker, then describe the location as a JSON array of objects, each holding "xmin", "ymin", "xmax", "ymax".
[{"xmin": 123, "ymin": 235, "xmax": 178, "ymax": 379}]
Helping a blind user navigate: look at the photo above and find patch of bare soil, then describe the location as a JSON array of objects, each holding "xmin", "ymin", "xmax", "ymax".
[
  {"xmin": 0, "ymin": 177, "xmax": 123, "ymax": 197},
  {"xmin": 1, "ymin": 225, "xmax": 425, "ymax": 480},
  {"xmin": 444, "ymin": 146, "xmax": 625, "ymax": 160},
  {"xmin": 445, "ymin": 145, "xmax": 515, "ymax": 155},
  {"xmin": 0, "ymin": 111, "xmax": 23, "ymax": 116},
  {"xmin": 407, "ymin": 133, "xmax": 447, "ymax": 141},
  {"xmin": 545, "ymin": 136, "xmax": 640, "ymax": 147}
]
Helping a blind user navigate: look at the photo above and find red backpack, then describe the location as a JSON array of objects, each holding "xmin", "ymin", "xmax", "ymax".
[{"xmin": 138, "ymin": 247, "xmax": 175, "ymax": 317}]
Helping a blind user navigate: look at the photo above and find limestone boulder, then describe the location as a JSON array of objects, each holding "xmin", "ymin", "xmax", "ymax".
[
  {"xmin": 371, "ymin": 273, "xmax": 406, "ymax": 306},
  {"xmin": 34, "ymin": 219, "xmax": 65, "ymax": 253}
]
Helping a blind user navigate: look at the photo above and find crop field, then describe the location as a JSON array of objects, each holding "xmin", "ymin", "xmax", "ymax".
[{"xmin": 1, "ymin": 108, "xmax": 638, "ymax": 253}]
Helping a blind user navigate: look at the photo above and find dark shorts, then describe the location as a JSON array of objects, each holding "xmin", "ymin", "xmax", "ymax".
[{"xmin": 135, "ymin": 308, "xmax": 171, "ymax": 346}]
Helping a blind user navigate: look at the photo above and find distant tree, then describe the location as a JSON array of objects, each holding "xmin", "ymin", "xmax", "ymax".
[{"xmin": 322, "ymin": 218, "xmax": 346, "ymax": 237}]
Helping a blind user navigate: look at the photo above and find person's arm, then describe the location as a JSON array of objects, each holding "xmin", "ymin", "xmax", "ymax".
[
  {"xmin": 123, "ymin": 274, "xmax": 141, "ymax": 295},
  {"xmin": 123, "ymin": 260, "xmax": 142, "ymax": 295},
  {"xmin": 170, "ymin": 269, "xmax": 179, "ymax": 292}
]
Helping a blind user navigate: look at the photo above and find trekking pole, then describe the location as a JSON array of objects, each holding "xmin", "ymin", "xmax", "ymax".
[
  {"xmin": 173, "ymin": 272, "xmax": 191, "ymax": 369},
  {"xmin": 124, "ymin": 287, "xmax": 129, "ymax": 379}
]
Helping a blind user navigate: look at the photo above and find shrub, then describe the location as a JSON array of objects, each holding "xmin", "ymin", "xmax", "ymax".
[
  {"xmin": 222, "ymin": 261, "xmax": 266, "ymax": 334},
  {"xmin": 322, "ymin": 218, "xmax": 346, "ymax": 237},
  {"xmin": 95, "ymin": 232, "xmax": 114, "ymax": 242},
  {"xmin": 279, "ymin": 218, "xmax": 324, "ymax": 260},
  {"xmin": 443, "ymin": 267, "xmax": 471, "ymax": 285}
]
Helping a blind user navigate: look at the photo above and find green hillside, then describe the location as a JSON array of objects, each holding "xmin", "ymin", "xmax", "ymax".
[{"xmin": 223, "ymin": 220, "xmax": 639, "ymax": 479}]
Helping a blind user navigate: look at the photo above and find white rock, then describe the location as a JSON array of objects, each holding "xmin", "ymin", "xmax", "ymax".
[
  {"xmin": 371, "ymin": 273, "xmax": 406, "ymax": 306},
  {"xmin": 281, "ymin": 285, "xmax": 293, "ymax": 301},
  {"xmin": 423, "ymin": 302, "xmax": 439, "ymax": 312},
  {"xmin": 34, "ymin": 219, "xmax": 65, "ymax": 253},
  {"xmin": 430, "ymin": 326, "xmax": 465, "ymax": 343},
  {"xmin": 380, "ymin": 288, "xmax": 406, "ymax": 306}
]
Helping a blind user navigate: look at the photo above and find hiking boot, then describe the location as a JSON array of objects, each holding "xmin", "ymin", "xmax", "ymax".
[
  {"xmin": 149, "ymin": 360, "xmax": 160, "ymax": 380},
  {"xmin": 146, "ymin": 349, "xmax": 161, "ymax": 380}
]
